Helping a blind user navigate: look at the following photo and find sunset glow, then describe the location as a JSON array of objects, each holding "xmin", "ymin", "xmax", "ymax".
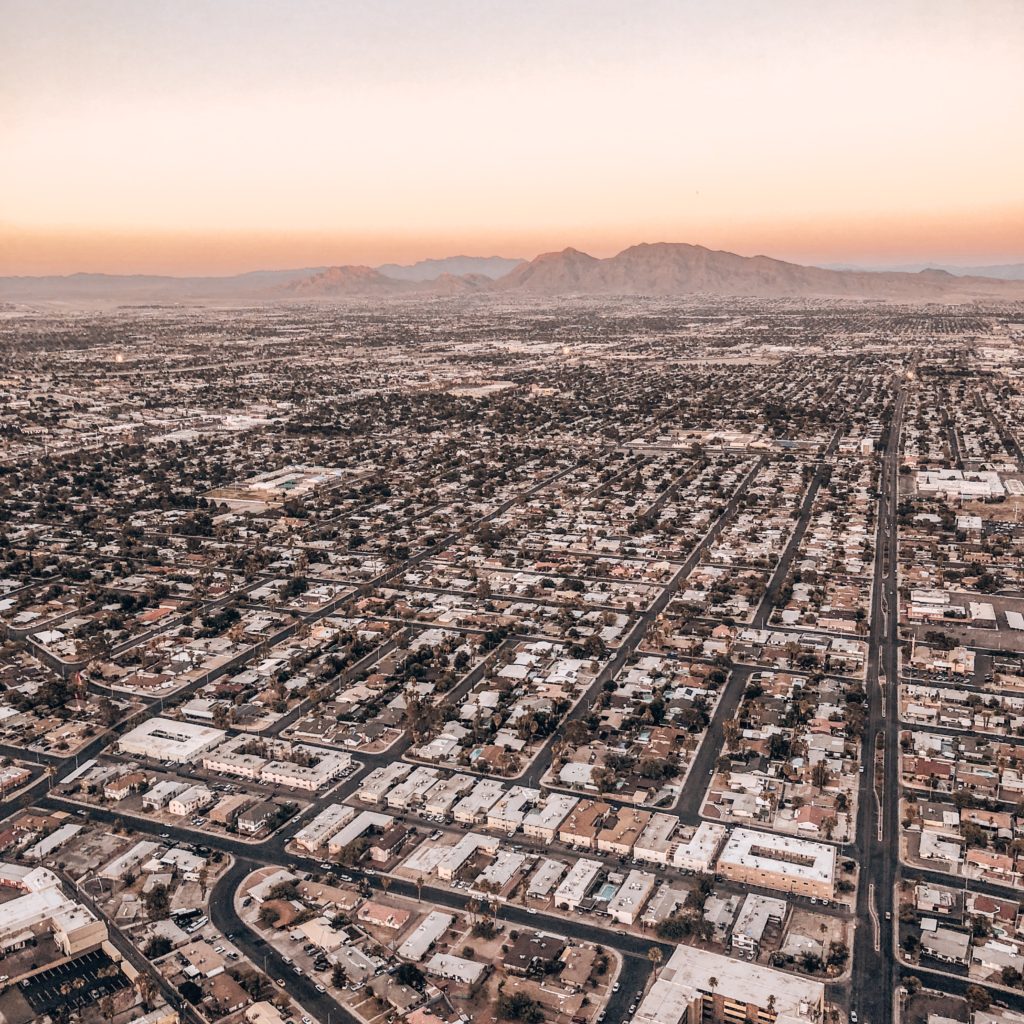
[{"xmin": 3, "ymin": 0, "xmax": 1023, "ymax": 274}]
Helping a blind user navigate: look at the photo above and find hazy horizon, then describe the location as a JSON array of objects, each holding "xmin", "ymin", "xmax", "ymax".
[
  {"xmin": 3, "ymin": 243, "xmax": 1024, "ymax": 283},
  {"xmin": 4, "ymin": 0, "xmax": 1023, "ymax": 276}
]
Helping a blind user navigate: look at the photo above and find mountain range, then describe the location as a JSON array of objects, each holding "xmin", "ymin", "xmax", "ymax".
[
  {"xmin": 3, "ymin": 244, "xmax": 1024, "ymax": 305},
  {"xmin": 821, "ymin": 261, "xmax": 1024, "ymax": 280},
  {"xmin": 375, "ymin": 255, "xmax": 524, "ymax": 281}
]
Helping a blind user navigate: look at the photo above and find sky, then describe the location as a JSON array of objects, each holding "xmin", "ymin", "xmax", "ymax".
[{"xmin": 2, "ymin": 0, "xmax": 1023, "ymax": 275}]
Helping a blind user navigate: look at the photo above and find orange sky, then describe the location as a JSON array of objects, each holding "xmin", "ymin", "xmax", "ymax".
[{"xmin": 3, "ymin": 1, "xmax": 1023, "ymax": 275}]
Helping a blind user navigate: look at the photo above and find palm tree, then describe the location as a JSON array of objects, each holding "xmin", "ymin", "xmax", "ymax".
[
  {"xmin": 707, "ymin": 976, "xmax": 718, "ymax": 1004},
  {"xmin": 415, "ymin": 875, "xmax": 425, "ymax": 902},
  {"xmin": 134, "ymin": 972, "xmax": 157, "ymax": 1009},
  {"xmin": 647, "ymin": 945, "xmax": 663, "ymax": 979}
]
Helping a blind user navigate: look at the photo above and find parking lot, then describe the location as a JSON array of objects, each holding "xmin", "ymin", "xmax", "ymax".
[{"xmin": 19, "ymin": 949, "xmax": 129, "ymax": 1016}]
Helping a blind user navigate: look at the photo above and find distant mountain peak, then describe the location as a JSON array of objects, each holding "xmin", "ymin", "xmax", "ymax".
[
  {"xmin": 2, "ymin": 243, "xmax": 1023, "ymax": 304},
  {"xmin": 493, "ymin": 242, "xmax": 1024, "ymax": 301},
  {"xmin": 376, "ymin": 255, "xmax": 524, "ymax": 282}
]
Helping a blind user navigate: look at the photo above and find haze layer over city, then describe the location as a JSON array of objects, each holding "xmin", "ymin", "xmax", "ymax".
[{"xmin": 2, "ymin": 6, "xmax": 1024, "ymax": 1024}]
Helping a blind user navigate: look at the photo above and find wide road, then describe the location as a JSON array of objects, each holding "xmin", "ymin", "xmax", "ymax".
[{"xmin": 850, "ymin": 380, "xmax": 906, "ymax": 1024}]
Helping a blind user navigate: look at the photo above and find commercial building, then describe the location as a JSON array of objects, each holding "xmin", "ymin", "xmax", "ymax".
[
  {"xmin": 0, "ymin": 864, "xmax": 107, "ymax": 956},
  {"xmin": 117, "ymin": 718, "xmax": 225, "ymax": 763},
  {"xmin": 634, "ymin": 945, "xmax": 824, "ymax": 1024},
  {"xmin": 716, "ymin": 828, "xmax": 836, "ymax": 900}
]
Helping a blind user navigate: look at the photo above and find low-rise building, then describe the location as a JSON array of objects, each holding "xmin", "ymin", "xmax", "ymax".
[
  {"xmin": 558, "ymin": 800, "xmax": 610, "ymax": 849},
  {"xmin": 421, "ymin": 774, "xmax": 474, "ymax": 817},
  {"xmin": 99, "ymin": 840, "xmax": 161, "ymax": 880},
  {"xmin": 0, "ymin": 864, "xmax": 107, "ymax": 956},
  {"xmin": 634, "ymin": 813, "xmax": 678, "ymax": 865},
  {"xmin": 357, "ymin": 763, "xmax": 413, "ymax": 805},
  {"xmin": 731, "ymin": 893, "xmax": 788, "ymax": 954},
  {"xmin": 357, "ymin": 901, "xmax": 412, "ymax": 931},
  {"xmin": 397, "ymin": 911, "xmax": 453, "ymax": 962},
  {"xmin": 104, "ymin": 771, "xmax": 148, "ymax": 801},
  {"xmin": 294, "ymin": 804, "xmax": 356, "ymax": 852},
  {"xmin": 437, "ymin": 833, "xmax": 499, "ymax": 881},
  {"xmin": 526, "ymin": 858, "xmax": 567, "ymax": 900},
  {"xmin": 142, "ymin": 780, "xmax": 189, "ymax": 811},
  {"xmin": 487, "ymin": 786, "xmax": 539, "ymax": 832},
  {"xmin": 385, "ymin": 767, "xmax": 441, "ymax": 810},
  {"xmin": 670, "ymin": 821, "xmax": 727, "ymax": 873},
  {"xmin": 607, "ymin": 869, "xmax": 657, "ymax": 925},
  {"xmin": 327, "ymin": 811, "xmax": 394, "ymax": 856},
  {"xmin": 634, "ymin": 945, "xmax": 824, "ymax": 1024},
  {"xmin": 118, "ymin": 718, "xmax": 225, "ymax": 763},
  {"xmin": 425, "ymin": 952, "xmax": 487, "ymax": 985},
  {"xmin": 260, "ymin": 749, "xmax": 350, "ymax": 791},
  {"xmin": 168, "ymin": 785, "xmax": 215, "ymax": 817},
  {"xmin": 553, "ymin": 857, "xmax": 602, "ymax": 911},
  {"xmin": 522, "ymin": 793, "xmax": 578, "ymax": 842},
  {"xmin": 452, "ymin": 779, "xmax": 506, "ymax": 824},
  {"xmin": 598, "ymin": 808, "xmax": 652, "ymax": 856},
  {"xmin": 921, "ymin": 926, "xmax": 971, "ymax": 965},
  {"xmin": 716, "ymin": 828, "xmax": 836, "ymax": 899},
  {"xmin": 238, "ymin": 800, "xmax": 279, "ymax": 835}
]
